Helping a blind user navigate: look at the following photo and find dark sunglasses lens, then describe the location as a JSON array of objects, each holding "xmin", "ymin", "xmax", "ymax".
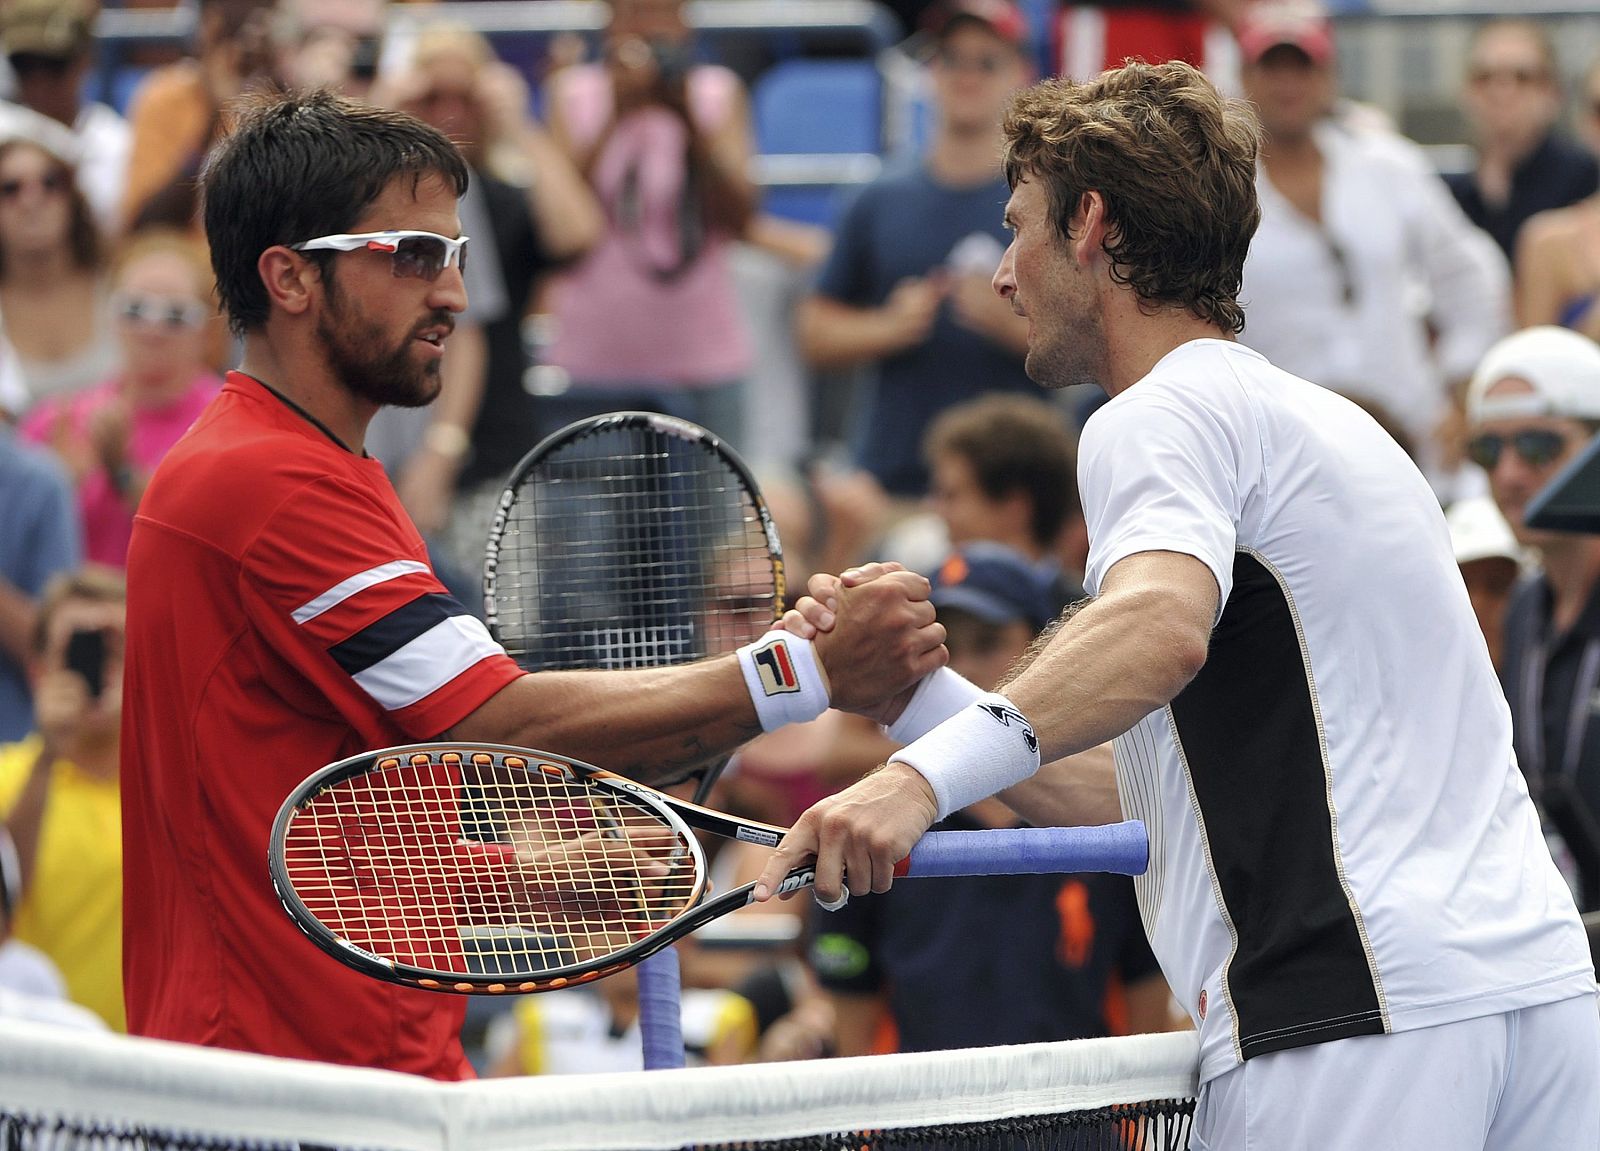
[
  {"xmin": 1516, "ymin": 430, "xmax": 1567, "ymax": 466},
  {"xmin": 1469, "ymin": 430, "xmax": 1570, "ymax": 470},
  {"xmin": 392, "ymin": 237, "xmax": 447, "ymax": 280}
]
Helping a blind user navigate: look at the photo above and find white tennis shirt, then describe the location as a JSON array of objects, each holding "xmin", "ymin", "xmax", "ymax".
[{"xmin": 1080, "ymin": 339, "xmax": 1595, "ymax": 1086}]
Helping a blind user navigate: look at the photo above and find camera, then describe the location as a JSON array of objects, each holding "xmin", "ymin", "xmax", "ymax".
[
  {"xmin": 64, "ymin": 628, "xmax": 107, "ymax": 699},
  {"xmin": 647, "ymin": 38, "xmax": 693, "ymax": 90}
]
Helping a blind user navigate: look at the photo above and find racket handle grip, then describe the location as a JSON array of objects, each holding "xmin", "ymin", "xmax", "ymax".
[
  {"xmin": 637, "ymin": 948, "xmax": 686, "ymax": 1071},
  {"xmin": 898, "ymin": 821, "xmax": 1149, "ymax": 878}
]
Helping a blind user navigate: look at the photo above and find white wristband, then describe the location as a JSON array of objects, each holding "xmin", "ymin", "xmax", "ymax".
[
  {"xmin": 884, "ymin": 667, "xmax": 985, "ymax": 745},
  {"xmin": 736, "ymin": 630, "xmax": 830, "ymax": 732},
  {"xmin": 888, "ymin": 693, "xmax": 1041, "ymax": 821}
]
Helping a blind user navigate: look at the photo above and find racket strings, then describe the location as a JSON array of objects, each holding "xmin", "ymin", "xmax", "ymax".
[
  {"xmin": 280, "ymin": 753, "xmax": 704, "ymax": 980},
  {"xmin": 491, "ymin": 424, "xmax": 778, "ymax": 673}
]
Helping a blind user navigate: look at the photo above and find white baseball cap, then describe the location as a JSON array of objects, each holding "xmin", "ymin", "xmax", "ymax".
[
  {"xmin": 1445, "ymin": 496, "xmax": 1522, "ymax": 567},
  {"xmin": 1466, "ymin": 326, "xmax": 1600, "ymax": 425}
]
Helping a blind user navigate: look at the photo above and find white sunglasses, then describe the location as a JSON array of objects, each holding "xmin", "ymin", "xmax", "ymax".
[{"xmin": 289, "ymin": 230, "xmax": 470, "ymax": 281}]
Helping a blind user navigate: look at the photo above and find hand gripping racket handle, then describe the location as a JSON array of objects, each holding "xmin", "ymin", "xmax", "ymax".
[{"xmin": 896, "ymin": 821, "xmax": 1150, "ymax": 879}]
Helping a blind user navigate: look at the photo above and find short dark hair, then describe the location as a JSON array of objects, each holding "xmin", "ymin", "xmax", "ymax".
[
  {"xmin": 1002, "ymin": 60, "xmax": 1260, "ymax": 335},
  {"xmin": 200, "ymin": 88, "xmax": 470, "ymax": 336},
  {"xmin": 923, "ymin": 394, "xmax": 1079, "ymax": 549}
]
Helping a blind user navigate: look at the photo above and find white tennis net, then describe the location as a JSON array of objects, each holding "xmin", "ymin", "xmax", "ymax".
[{"xmin": 0, "ymin": 1018, "xmax": 1199, "ymax": 1150}]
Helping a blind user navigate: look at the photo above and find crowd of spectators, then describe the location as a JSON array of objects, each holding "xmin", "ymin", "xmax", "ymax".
[{"xmin": 0, "ymin": 0, "xmax": 1596, "ymax": 1078}]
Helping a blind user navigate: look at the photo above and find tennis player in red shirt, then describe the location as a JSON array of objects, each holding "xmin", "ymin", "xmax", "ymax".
[{"xmin": 120, "ymin": 90, "xmax": 946, "ymax": 1079}]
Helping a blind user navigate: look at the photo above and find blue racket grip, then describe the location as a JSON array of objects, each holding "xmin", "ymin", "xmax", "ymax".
[
  {"xmin": 900, "ymin": 821, "xmax": 1149, "ymax": 878},
  {"xmin": 637, "ymin": 947, "xmax": 686, "ymax": 1070}
]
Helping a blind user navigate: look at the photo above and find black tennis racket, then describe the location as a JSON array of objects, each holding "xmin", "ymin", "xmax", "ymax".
[
  {"xmin": 483, "ymin": 411, "xmax": 784, "ymax": 713},
  {"xmin": 481, "ymin": 412, "xmax": 784, "ymax": 1065},
  {"xmin": 268, "ymin": 741, "xmax": 1150, "ymax": 996}
]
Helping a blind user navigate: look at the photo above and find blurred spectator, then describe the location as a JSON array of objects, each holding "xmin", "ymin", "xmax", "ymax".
[
  {"xmin": 0, "ymin": 820, "xmax": 102, "ymax": 1029},
  {"xmin": 0, "ymin": 567, "xmax": 125, "ymax": 1030},
  {"xmin": 808, "ymin": 543, "xmax": 1176, "ymax": 1055},
  {"xmin": 796, "ymin": 0, "xmax": 1034, "ymax": 510},
  {"xmin": 1445, "ymin": 19, "xmax": 1597, "ymax": 265},
  {"xmin": 1053, "ymin": 0, "xmax": 1246, "ymax": 85},
  {"xmin": 0, "ymin": 130, "xmax": 114, "ymax": 409},
  {"xmin": 541, "ymin": 0, "xmax": 757, "ymax": 445},
  {"xmin": 0, "ymin": 0, "xmax": 130, "ymax": 241},
  {"xmin": 0, "ymin": 425, "xmax": 79, "ymax": 744},
  {"xmin": 279, "ymin": 0, "xmax": 386, "ymax": 101},
  {"xmin": 924, "ymin": 393, "xmax": 1085, "ymax": 600},
  {"xmin": 19, "ymin": 230, "xmax": 222, "ymax": 568},
  {"xmin": 1467, "ymin": 326, "xmax": 1600, "ymax": 912},
  {"xmin": 1446, "ymin": 495, "xmax": 1524, "ymax": 674},
  {"xmin": 120, "ymin": 0, "xmax": 281, "ymax": 233},
  {"xmin": 372, "ymin": 21, "xmax": 600, "ymax": 574},
  {"xmin": 1235, "ymin": 1, "xmax": 1509, "ymax": 496}
]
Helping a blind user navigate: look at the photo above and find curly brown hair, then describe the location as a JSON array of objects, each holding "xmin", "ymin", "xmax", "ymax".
[{"xmin": 1001, "ymin": 60, "xmax": 1261, "ymax": 334}]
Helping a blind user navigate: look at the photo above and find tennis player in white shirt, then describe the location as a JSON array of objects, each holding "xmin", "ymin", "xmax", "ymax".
[{"xmin": 758, "ymin": 60, "xmax": 1600, "ymax": 1150}]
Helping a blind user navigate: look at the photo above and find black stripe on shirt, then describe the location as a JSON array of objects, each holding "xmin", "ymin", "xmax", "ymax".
[
  {"xmin": 1169, "ymin": 551, "xmax": 1385, "ymax": 1060},
  {"xmin": 327, "ymin": 592, "xmax": 469, "ymax": 675}
]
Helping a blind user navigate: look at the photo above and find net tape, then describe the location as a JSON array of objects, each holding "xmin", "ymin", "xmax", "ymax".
[{"xmin": 0, "ymin": 1020, "xmax": 1198, "ymax": 1151}]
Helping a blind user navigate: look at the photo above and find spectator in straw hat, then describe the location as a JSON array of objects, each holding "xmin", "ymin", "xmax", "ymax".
[{"xmin": 0, "ymin": 0, "xmax": 129, "ymax": 241}]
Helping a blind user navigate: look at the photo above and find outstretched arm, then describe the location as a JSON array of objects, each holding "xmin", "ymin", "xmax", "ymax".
[{"xmin": 755, "ymin": 550, "xmax": 1216, "ymax": 904}]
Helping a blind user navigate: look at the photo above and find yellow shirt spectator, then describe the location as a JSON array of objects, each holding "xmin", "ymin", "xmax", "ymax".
[{"xmin": 0, "ymin": 735, "xmax": 123, "ymax": 1030}]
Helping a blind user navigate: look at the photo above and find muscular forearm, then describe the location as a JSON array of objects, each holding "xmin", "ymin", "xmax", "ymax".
[
  {"xmin": 999, "ymin": 558, "xmax": 1214, "ymax": 765},
  {"xmin": 997, "ymin": 742, "xmax": 1123, "ymax": 828},
  {"xmin": 449, "ymin": 658, "xmax": 762, "ymax": 783}
]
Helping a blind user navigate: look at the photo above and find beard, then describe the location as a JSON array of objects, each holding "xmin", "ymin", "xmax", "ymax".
[{"xmin": 317, "ymin": 273, "xmax": 445, "ymax": 410}]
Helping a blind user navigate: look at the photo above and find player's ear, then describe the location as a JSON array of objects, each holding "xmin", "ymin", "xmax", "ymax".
[
  {"xmin": 1072, "ymin": 191, "xmax": 1110, "ymax": 266},
  {"xmin": 257, "ymin": 246, "xmax": 321, "ymax": 318}
]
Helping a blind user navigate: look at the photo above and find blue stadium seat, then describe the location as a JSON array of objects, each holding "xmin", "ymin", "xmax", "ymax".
[{"xmin": 752, "ymin": 58, "xmax": 882, "ymax": 226}]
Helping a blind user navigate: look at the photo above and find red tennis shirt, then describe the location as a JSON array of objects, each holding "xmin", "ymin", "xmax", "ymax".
[{"xmin": 121, "ymin": 373, "xmax": 523, "ymax": 1078}]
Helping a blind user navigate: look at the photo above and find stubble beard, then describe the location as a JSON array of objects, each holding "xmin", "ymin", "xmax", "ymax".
[{"xmin": 318, "ymin": 274, "xmax": 443, "ymax": 410}]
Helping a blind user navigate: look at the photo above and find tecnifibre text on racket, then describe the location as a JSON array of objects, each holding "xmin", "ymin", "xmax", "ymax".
[{"xmin": 268, "ymin": 742, "xmax": 1149, "ymax": 995}]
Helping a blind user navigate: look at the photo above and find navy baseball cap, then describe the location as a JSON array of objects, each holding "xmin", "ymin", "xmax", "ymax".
[{"xmin": 929, "ymin": 542, "xmax": 1055, "ymax": 633}]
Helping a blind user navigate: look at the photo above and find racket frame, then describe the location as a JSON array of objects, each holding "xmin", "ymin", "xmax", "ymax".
[
  {"xmin": 268, "ymin": 742, "xmax": 797, "ymax": 996},
  {"xmin": 482, "ymin": 410, "xmax": 786, "ymax": 663}
]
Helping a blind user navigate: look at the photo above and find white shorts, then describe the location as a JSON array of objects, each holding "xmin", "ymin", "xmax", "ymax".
[{"xmin": 1190, "ymin": 993, "xmax": 1600, "ymax": 1151}]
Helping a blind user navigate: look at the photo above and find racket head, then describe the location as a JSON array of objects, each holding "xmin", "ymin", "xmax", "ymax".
[
  {"xmin": 268, "ymin": 743, "xmax": 712, "ymax": 995},
  {"xmin": 483, "ymin": 412, "xmax": 785, "ymax": 674}
]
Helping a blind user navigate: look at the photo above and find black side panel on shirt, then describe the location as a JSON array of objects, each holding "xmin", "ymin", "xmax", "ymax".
[{"xmin": 1169, "ymin": 551, "xmax": 1384, "ymax": 1059}]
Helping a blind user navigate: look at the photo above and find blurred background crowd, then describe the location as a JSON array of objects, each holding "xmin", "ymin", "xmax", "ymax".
[{"xmin": 3, "ymin": 0, "xmax": 1600, "ymax": 1076}]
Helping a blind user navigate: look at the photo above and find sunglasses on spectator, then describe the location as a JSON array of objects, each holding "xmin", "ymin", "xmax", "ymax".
[
  {"xmin": 0, "ymin": 170, "xmax": 66, "ymax": 201},
  {"xmin": 289, "ymin": 230, "xmax": 469, "ymax": 281},
  {"xmin": 1467, "ymin": 429, "xmax": 1570, "ymax": 471},
  {"xmin": 1467, "ymin": 64, "xmax": 1548, "ymax": 87},
  {"xmin": 114, "ymin": 293, "xmax": 210, "ymax": 331},
  {"xmin": 7, "ymin": 53, "xmax": 75, "ymax": 78}
]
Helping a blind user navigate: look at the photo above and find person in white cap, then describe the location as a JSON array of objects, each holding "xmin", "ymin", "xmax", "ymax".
[{"xmin": 1468, "ymin": 324, "xmax": 1600, "ymax": 913}]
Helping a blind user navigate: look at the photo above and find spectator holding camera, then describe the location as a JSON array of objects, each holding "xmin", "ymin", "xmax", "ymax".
[
  {"xmin": 0, "ymin": 566, "xmax": 126, "ymax": 1030},
  {"xmin": 540, "ymin": 0, "xmax": 757, "ymax": 445}
]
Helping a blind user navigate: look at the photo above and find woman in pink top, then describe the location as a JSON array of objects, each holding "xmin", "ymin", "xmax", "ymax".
[
  {"xmin": 542, "ymin": 0, "xmax": 756, "ymax": 444},
  {"xmin": 21, "ymin": 230, "xmax": 222, "ymax": 567}
]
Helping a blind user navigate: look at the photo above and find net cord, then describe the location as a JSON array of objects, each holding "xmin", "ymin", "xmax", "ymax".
[{"xmin": 0, "ymin": 1020, "xmax": 1199, "ymax": 1151}]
